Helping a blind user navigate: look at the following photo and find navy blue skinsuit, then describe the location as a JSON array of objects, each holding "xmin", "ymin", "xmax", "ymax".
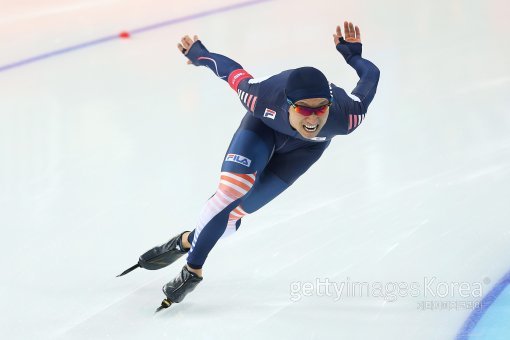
[{"xmin": 183, "ymin": 38, "xmax": 380, "ymax": 269}]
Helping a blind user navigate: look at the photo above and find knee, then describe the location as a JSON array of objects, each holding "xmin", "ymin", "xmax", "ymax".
[{"xmin": 218, "ymin": 172, "xmax": 256, "ymax": 200}]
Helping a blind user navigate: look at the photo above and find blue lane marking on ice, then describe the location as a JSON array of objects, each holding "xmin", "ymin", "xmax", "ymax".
[
  {"xmin": 0, "ymin": 35, "xmax": 119, "ymax": 73},
  {"xmin": 456, "ymin": 270, "xmax": 510, "ymax": 340},
  {"xmin": 0, "ymin": 0, "xmax": 271, "ymax": 74},
  {"xmin": 469, "ymin": 286, "xmax": 510, "ymax": 339}
]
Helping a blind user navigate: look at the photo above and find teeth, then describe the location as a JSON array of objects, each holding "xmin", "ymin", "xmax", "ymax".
[{"xmin": 303, "ymin": 124, "xmax": 318, "ymax": 132}]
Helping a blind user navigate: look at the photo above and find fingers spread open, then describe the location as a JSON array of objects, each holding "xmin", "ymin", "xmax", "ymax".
[
  {"xmin": 336, "ymin": 25, "xmax": 342, "ymax": 37},
  {"xmin": 181, "ymin": 36, "xmax": 191, "ymax": 48},
  {"xmin": 185, "ymin": 35, "xmax": 194, "ymax": 47},
  {"xmin": 355, "ymin": 25, "xmax": 360, "ymax": 40},
  {"xmin": 180, "ymin": 37, "xmax": 188, "ymax": 48}
]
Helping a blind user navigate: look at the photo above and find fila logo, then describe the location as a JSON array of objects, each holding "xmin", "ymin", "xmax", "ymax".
[
  {"xmin": 263, "ymin": 108, "xmax": 276, "ymax": 120},
  {"xmin": 225, "ymin": 153, "xmax": 252, "ymax": 167}
]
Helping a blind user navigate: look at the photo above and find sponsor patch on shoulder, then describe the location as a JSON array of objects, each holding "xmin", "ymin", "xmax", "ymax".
[
  {"xmin": 263, "ymin": 108, "xmax": 276, "ymax": 120},
  {"xmin": 225, "ymin": 153, "xmax": 252, "ymax": 167}
]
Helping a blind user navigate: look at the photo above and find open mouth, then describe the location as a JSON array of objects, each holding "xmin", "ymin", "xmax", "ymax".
[{"xmin": 303, "ymin": 123, "xmax": 319, "ymax": 132}]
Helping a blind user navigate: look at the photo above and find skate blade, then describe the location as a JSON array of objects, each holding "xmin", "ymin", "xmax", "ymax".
[
  {"xmin": 154, "ymin": 299, "xmax": 173, "ymax": 313},
  {"xmin": 116, "ymin": 263, "xmax": 140, "ymax": 277}
]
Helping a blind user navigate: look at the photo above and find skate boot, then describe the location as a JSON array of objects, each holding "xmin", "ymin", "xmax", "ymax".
[
  {"xmin": 156, "ymin": 265, "xmax": 203, "ymax": 311},
  {"xmin": 117, "ymin": 231, "xmax": 190, "ymax": 277}
]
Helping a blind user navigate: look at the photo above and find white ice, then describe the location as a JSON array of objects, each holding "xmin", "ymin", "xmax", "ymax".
[{"xmin": 1, "ymin": 0, "xmax": 510, "ymax": 339}]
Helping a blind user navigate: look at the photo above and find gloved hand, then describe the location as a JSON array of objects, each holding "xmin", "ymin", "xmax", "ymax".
[
  {"xmin": 177, "ymin": 34, "xmax": 210, "ymax": 66},
  {"xmin": 333, "ymin": 21, "xmax": 363, "ymax": 63}
]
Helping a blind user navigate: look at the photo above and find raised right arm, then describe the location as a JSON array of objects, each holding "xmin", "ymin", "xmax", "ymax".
[{"xmin": 178, "ymin": 35, "xmax": 259, "ymax": 113}]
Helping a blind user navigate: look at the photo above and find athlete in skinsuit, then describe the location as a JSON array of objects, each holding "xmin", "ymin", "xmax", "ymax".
[{"xmin": 118, "ymin": 21, "xmax": 380, "ymax": 311}]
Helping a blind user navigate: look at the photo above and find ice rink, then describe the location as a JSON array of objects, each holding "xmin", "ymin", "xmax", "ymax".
[{"xmin": 1, "ymin": 0, "xmax": 509, "ymax": 339}]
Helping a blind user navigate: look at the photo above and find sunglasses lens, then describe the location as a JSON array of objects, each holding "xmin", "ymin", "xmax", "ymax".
[
  {"xmin": 295, "ymin": 106, "xmax": 311, "ymax": 116},
  {"xmin": 295, "ymin": 105, "xmax": 328, "ymax": 116}
]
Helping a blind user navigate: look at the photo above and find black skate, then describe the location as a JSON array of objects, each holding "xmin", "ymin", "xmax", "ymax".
[
  {"xmin": 155, "ymin": 265, "xmax": 203, "ymax": 312},
  {"xmin": 117, "ymin": 231, "xmax": 190, "ymax": 277}
]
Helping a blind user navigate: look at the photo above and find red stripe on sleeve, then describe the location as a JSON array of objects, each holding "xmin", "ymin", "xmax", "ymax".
[{"xmin": 228, "ymin": 69, "xmax": 253, "ymax": 91}]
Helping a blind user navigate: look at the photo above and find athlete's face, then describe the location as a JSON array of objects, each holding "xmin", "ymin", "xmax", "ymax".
[{"xmin": 288, "ymin": 98, "xmax": 330, "ymax": 139}]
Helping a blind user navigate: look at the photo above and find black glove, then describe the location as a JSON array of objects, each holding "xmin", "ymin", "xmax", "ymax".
[{"xmin": 336, "ymin": 38, "xmax": 362, "ymax": 63}]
